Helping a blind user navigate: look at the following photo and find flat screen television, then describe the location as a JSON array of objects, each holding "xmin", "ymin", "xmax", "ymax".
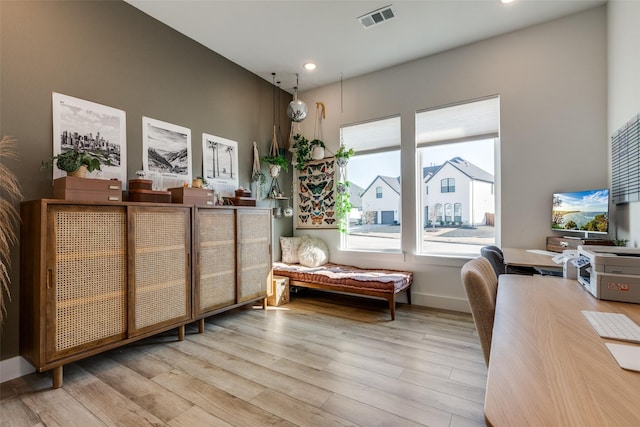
[{"xmin": 551, "ymin": 188, "xmax": 609, "ymax": 237}]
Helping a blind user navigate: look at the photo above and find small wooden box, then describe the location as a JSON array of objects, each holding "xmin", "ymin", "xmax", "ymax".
[
  {"xmin": 128, "ymin": 189, "xmax": 172, "ymax": 203},
  {"xmin": 128, "ymin": 179, "xmax": 153, "ymax": 191},
  {"xmin": 223, "ymin": 196, "xmax": 257, "ymax": 206},
  {"xmin": 168, "ymin": 187, "xmax": 215, "ymax": 206},
  {"xmin": 268, "ymin": 275, "xmax": 290, "ymax": 307},
  {"xmin": 53, "ymin": 176, "xmax": 122, "ymax": 202},
  {"xmin": 546, "ymin": 236, "xmax": 615, "ymax": 253}
]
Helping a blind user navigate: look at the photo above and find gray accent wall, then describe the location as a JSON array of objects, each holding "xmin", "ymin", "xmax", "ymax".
[{"xmin": 0, "ymin": 1, "xmax": 292, "ymax": 361}]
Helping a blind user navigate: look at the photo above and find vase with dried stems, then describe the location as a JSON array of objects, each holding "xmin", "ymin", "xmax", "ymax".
[{"xmin": 0, "ymin": 136, "xmax": 22, "ymax": 324}]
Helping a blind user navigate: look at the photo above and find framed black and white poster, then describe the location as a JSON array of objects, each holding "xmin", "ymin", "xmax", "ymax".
[
  {"xmin": 202, "ymin": 133, "xmax": 238, "ymax": 197},
  {"xmin": 52, "ymin": 92, "xmax": 127, "ymax": 184},
  {"xmin": 294, "ymin": 158, "xmax": 337, "ymax": 229},
  {"xmin": 142, "ymin": 116, "xmax": 192, "ymax": 190}
]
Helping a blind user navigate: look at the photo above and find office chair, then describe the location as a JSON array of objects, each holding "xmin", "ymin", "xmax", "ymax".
[
  {"xmin": 480, "ymin": 245, "xmax": 536, "ymax": 276},
  {"xmin": 461, "ymin": 257, "xmax": 498, "ymax": 366}
]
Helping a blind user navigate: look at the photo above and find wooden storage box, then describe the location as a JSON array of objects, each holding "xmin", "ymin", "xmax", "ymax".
[
  {"xmin": 53, "ymin": 176, "xmax": 122, "ymax": 202},
  {"xmin": 546, "ymin": 236, "xmax": 615, "ymax": 253},
  {"xmin": 268, "ymin": 275, "xmax": 290, "ymax": 307},
  {"xmin": 223, "ymin": 196, "xmax": 256, "ymax": 206},
  {"xmin": 128, "ymin": 179, "xmax": 152, "ymax": 191},
  {"xmin": 128, "ymin": 189, "xmax": 171, "ymax": 203},
  {"xmin": 169, "ymin": 187, "xmax": 215, "ymax": 206}
]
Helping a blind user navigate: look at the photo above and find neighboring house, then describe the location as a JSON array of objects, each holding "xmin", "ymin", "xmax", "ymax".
[
  {"xmin": 423, "ymin": 157, "xmax": 494, "ymax": 227},
  {"xmin": 360, "ymin": 176, "xmax": 401, "ymax": 224}
]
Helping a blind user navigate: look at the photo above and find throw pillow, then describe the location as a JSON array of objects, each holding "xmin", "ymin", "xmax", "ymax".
[
  {"xmin": 280, "ymin": 235, "xmax": 309, "ymax": 264},
  {"xmin": 297, "ymin": 237, "xmax": 329, "ymax": 267}
]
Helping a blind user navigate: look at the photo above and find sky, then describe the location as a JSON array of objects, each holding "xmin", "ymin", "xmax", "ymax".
[{"xmin": 347, "ymin": 139, "xmax": 495, "ymax": 189}]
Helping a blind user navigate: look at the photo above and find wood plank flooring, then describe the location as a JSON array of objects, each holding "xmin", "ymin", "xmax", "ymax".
[{"xmin": 1, "ymin": 290, "xmax": 487, "ymax": 427}]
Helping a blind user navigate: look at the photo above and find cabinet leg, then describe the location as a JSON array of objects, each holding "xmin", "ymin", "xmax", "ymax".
[
  {"xmin": 178, "ymin": 325, "xmax": 185, "ymax": 341},
  {"xmin": 198, "ymin": 318, "xmax": 205, "ymax": 333},
  {"xmin": 52, "ymin": 366, "xmax": 63, "ymax": 389},
  {"xmin": 263, "ymin": 297, "xmax": 267, "ymax": 310}
]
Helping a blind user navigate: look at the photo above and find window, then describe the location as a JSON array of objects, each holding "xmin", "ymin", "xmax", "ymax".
[
  {"xmin": 417, "ymin": 97, "xmax": 499, "ymax": 256},
  {"xmin": 341, "ymin": 116, "xmax": 401, "ymax": 252},
  {"xmin": 441, "ymin": 178, "xmax": 455, "ymax": 193}
]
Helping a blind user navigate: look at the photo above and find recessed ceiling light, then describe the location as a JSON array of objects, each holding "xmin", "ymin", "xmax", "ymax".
[
  {"xmin": 304, "ymin": 63, "xmax": 316, "ymax": 71},
  {"xmin": 501, "ymin": 0, "xmax": 515, "ymax": 4}
]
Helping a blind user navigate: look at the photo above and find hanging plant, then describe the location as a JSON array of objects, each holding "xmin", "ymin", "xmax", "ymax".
[
  {"xmin": 335, "ymin": 180, "xmax": 352, "ymax": 234},
  {"xmin": 292, "ymin": 134, "xmax": 311, "ymax": 170},
  {"xmin": 334, "ymin": 145, "xmax": 355, "ymax": 167}
]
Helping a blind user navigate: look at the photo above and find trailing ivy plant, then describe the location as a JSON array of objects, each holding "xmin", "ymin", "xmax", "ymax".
[
  {"xmin": 292, "ymin": 134, "xmax": 311, "ymax": 170},
  {"xmin": 335, "ymin": 180, "xmax": 352, "ymax": 234}
]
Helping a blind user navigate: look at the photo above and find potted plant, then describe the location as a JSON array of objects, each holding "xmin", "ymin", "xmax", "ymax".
[
  {"xmin": 309, "ymin": 139, "xmax": 325, "ymax": 160},
  {"xmin": 261, "ymin": 154, "xmax": 289, "ymax": 178},
  {"xmin": 335, "ymin": 180, "xmax": 352, "ymax": 234},
  {"xmin": 42, "ymin": 148, "xmax": 110, "ymax": 177},
  {"xmin": 292, "ymin": 134, "xmax": 311, "ymax": 170},
  {"xmin": 334, "ymin": 145, "xmax": 355, "ymax": 167}
]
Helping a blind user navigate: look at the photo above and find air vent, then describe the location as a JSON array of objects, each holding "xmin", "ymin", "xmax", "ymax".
[{"xmin": 358, "ymin": 5, "xmax": 395, "ymax": 29}]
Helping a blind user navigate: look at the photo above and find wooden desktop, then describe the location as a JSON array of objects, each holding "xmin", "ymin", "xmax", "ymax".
[
  {"xmin": 485, "ymin": 274, "xmax": 640, "ymax": 426},
  {"xmin": 501, "ymin": 247, "xmax": 559, "ymax": 269}
]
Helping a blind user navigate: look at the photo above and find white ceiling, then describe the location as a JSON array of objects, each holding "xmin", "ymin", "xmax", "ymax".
[{"xmin": 125, "ymin": 0, "xmax": 606, "ymax": 93}]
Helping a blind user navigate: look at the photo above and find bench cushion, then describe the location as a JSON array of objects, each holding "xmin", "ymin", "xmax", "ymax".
[{"xmin": 273, "ymin": 262, "xmax": 412, "ymax": 294}]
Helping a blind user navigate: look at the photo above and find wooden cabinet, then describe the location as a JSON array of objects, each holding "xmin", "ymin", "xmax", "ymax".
[
  {"xmin": 193, "ymin": 207, "xmax": 271, "ymax": 325},
  {"xmin": 20, "ymin": 200, "xmax": 192, "ymax": 388}
]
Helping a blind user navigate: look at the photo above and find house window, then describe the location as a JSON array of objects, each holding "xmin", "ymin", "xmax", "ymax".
[
  {"xmin": 417, "ymin": 96, "xmax": 498, "ymax": 256},
  {"xmin": 444, "ymin": 203, "xmax": 453, "ymax": 222},
  {"xmin": 341, "ymin": 116, "xmax": 401, "ymax": 252},
  {"xmin": 441, "ymin": 178, "xmax": 455, "ymax": 193}
]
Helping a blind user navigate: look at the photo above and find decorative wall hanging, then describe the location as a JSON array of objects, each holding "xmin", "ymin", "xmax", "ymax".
[
  {"xmin": 202, "ymin": 133, "xmax": 238, "ymax": 197},
  {"xmin": 294, "ymin": 157, "xmax": 337, "ymax": 229},
  {"xmin": 142, "ymin": 116, "xmax": 192, "ymax": 190},
  {"xmin": 52, "ymin": 92, "xmax": 127, "ymax": 186}
]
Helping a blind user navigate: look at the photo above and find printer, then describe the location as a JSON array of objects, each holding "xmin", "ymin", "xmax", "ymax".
[{"xmin": 575, "ymin": 245, "xmax": 640, "ymax": 304}]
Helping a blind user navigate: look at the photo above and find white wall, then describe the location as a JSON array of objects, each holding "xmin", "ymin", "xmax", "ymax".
[
  {"xmin": 609, "ymin": 0, "xmax": 640, "ymax": 248},
  {"xmin": 296, "ymin": 7, "xmax": 607, "ymax": 313}
]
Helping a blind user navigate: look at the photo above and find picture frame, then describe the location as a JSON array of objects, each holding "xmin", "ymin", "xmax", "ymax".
[
  {"xmin": 52, "ymin": 92, "xmax": 127, "ymax": 185},
  {"xmin": 142, "ymin": 116, "xmax": 192, "ymax": 190},
  {"xmin": 202, "ymin": 133, "xmax": 239, "ymax": 197}
]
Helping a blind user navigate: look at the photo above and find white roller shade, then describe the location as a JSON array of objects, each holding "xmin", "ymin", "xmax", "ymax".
[
  {"xmin": 416, "ymin": 97, "xmax": 499, "ymax": 147},
  {"xmin": 342, "ymin": 116, "xmax": 401, "ymax": 153}
]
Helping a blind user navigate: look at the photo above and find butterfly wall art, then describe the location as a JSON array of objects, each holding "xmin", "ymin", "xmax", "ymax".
[{"xmin": 294, "ymin": 157, "xmax": 337, "ymax": 229}]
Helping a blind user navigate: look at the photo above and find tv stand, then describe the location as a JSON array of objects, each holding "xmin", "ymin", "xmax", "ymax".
[{"xmin": 546, "ymin": 236, "xmax": 615, "ymax": 253}]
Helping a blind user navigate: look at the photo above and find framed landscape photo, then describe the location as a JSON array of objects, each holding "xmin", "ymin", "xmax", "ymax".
[
  {"xmin": 202, "ymin": 133, "xmax": 238, "ymax": 197},
  {"xmin": 52, "ymin": 92, "xmax": 127, "ymax": 184},
  {"xmin": 142, "ymin": 116, "xmax": 192, "ymax": 190}
]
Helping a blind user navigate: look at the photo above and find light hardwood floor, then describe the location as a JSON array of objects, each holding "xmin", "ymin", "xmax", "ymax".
[{"xmin": 1, "ymin": 290, "xmax": 487, "ymax": 427}]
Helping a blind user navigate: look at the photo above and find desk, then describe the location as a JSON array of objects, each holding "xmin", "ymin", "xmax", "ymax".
[
  {"xmin": 502, "ymin": 247, "xmax": 559, "ymax": 269},
  {"xmin": 485, "ymin": 275, "xmax": 640, "ymax": 426}
]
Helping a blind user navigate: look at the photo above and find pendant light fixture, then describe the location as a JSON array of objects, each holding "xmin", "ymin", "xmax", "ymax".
[{"xmin": 287, "ymin": 73, "xmax": 308, "ymax": 122}]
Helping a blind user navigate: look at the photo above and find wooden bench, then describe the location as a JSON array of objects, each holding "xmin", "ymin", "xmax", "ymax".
[{"xmin": 272, "ymin": 261, "xmax": 412, "ymax": 320}]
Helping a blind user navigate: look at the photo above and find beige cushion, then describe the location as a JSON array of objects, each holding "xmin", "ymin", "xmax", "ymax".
[
  {"xmin": 280, "ymin": 236, "xmax": 310, "ymax": 264},
  {"xmin": 297, "ymin": 237, "xmax": 329, "ymax": 267}
]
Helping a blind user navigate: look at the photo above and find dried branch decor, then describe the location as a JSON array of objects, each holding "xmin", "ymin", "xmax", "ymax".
[{"xmin": 0, "ymin": 136, "xmax": 22, "ymax": 324}]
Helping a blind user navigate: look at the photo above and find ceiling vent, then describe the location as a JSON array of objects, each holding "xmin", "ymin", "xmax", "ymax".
[{"xmin": 358, "ymin": 5, "xmax": 395, "ymax": 29}]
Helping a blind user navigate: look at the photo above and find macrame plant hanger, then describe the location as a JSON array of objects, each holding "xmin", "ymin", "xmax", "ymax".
[{"xmin": 268, "ymin": 73, "xmax": 283, "ymax": 197}]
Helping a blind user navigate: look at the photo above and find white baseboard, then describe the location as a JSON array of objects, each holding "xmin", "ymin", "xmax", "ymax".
[
  {"xmin": 0, "ymin": 356, "xmax": 35, "ymax": 383},
  {"xmin": 411, "ymin": 292, "xmax": 471, "ymax": 313}
]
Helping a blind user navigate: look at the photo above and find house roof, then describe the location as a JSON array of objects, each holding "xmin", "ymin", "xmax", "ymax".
[
  {"xmin": 424, "ymin": 157, "xmax": 494, "ymax": 184},
  {"xmin": 348, "ymin": 182, "xmax": 365, "ymax": 209},
  {"xmin": 361, "ymin": 175, "xmax": 401, "ymax": 197}
]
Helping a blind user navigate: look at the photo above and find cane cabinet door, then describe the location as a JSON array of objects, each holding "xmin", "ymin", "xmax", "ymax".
[
  {"xmin": 237, "ymin": 208, "xmax": 272, "ymax": 303},
  {"xmin": 46, "ymin": 205, "xmax": 128, "ymax": 362},
  {"xmin": 128, "ymin": 206, "xmax": 191, "ymax": 337},
  {"xmin": 194, "ymin": 208, "xmax": 237, "ymax": 314}
]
